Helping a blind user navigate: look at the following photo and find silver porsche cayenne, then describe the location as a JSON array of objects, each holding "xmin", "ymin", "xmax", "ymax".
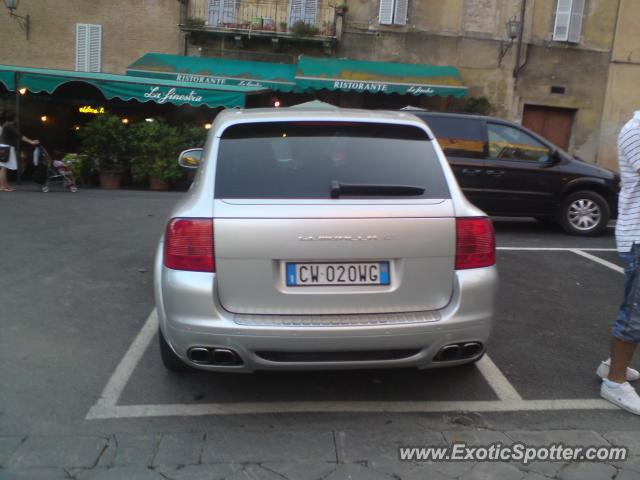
[{"xmin": 154, "ymin": 104, "xmax": 497, "ymax": 372}]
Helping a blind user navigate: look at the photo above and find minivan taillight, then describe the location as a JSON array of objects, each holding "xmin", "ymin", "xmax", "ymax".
[
  {"xmin": 164, "ymin": 218, "xmax": 215, "ymax": 272},
  {"xmin": 455, "ymin": 217, "xmax": 496, "ymax": 270}
]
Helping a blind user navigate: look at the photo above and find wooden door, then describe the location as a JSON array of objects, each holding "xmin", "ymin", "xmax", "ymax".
[{"xmin": 522, "ymin": 105, "xmax": 575, "ymax": 150}]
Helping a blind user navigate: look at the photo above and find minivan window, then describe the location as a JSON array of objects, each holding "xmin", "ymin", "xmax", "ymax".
[
  {"xmin": 418, "ymin": 115, "xmax": 486, "ymax": 159},
  {"xmin": 487, "ymin": 123, "xmax": 550, "ymax": 162},
  {"xmin": 215, "ymin": 122, "xmax": 451, "ymax": 199}
]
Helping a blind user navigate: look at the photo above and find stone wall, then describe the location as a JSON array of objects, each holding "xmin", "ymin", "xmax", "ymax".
[{"xmin": 0, "ymin": 0, "xmax": 181, "ymax": 74}]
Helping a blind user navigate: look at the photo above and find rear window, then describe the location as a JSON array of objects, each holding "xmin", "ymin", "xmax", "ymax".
[
  {"xmin": 417, "ymin": 115, "xmax": 486, "ymax": 159},
  {"xmin": 214, "ymin": 122, "xmax": 450, "ymax": 199}
]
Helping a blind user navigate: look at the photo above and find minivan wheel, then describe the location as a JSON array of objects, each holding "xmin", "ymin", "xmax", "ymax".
[
  {"xmin": 559, "ymin": 191, "xmax": 610, "ymax": 236},
  {"xmin": 159, "ymin": 328, "xmax": 190, "ymax": 372}
]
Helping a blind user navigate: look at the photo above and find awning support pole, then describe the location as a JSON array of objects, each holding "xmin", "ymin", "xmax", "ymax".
[{"xmin": 14, "ymin": 71, "xmax": 21, "ymax": 185}]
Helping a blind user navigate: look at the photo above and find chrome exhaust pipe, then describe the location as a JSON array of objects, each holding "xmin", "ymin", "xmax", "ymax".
[
  {"xmin": 212, "ymin": 348, "xmax": 241, "ymax": 366},
  {"xmin": 188, "ymin": 347, "xmax": 211, "ymax": 364},
  {"xmin": 462, "ymin": 342, "xmax": 483, "ymax": 357},
  {"xmin": 435, "ymin": 344, "xmax": 462, "ymax": 361}
]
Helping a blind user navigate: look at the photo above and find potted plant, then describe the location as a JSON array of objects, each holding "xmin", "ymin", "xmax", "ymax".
[
  {"xmin": 323, "ymin": 21, "xmax": 336, "ymax": 36},
  {"xmin": 279, "ymin": 21, "xmax": 288, "ymax": 32},
  {"xmin": 62, "ymin": 153, "xmax": 91, "ymax": 186},
  {"xmin": 130, "ymin": 120, "xmax": 185, "ymax": 191},
  {"xmin": 292, "ymin": 20, "xmax": 318, "ymax": 36},
  {"xmin": 335, "ymin": 3, "xmax": 348, "ymax": 15},
  {"xmin": 79, "ymin": 114, "xmax": 130, "ymax": 189}
]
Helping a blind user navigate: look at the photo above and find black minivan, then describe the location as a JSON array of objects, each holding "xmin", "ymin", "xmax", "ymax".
[{"xmin": 411, "ymin": 111, "xmax": 619, "ymax": 236}]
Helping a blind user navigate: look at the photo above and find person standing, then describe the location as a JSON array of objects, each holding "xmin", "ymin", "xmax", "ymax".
[
  {"xmin": 598, "ymin": 110, "xmax": 640, "ymax": 414},
  {"xmin": 0, "ymin": 112, "xmax": 39, "ymax": 192}
]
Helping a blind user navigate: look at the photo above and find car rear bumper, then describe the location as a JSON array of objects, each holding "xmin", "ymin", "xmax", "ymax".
[{"xmin": 155, "ymin": 238, "xmax": 497, "ymax": 372}]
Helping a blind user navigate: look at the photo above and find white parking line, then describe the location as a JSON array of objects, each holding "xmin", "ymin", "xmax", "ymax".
[
  {"xmin": 87, "ymin": 399, "xmax": 617, "ymax": 420},
  {"xmin": 87, "ymin": 310, "xmax": 158, "ymax": 419},
  {"xmin": 475, "ymin": 356, "xmax": 522, "ymax": 401},
  {"xmin": 570, "ymin": 249, "xmax": 623, "ymax": 274},
  {"xmin": 86, "ymin": 246, "xmax": 619, "ymax": 420}
]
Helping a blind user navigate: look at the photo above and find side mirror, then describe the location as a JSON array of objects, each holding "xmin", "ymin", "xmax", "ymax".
[
  {"xmin": 178, "ymin": 148, "xmax": 203, "ymax": 169},
  {"xmin": 540, "ymin": 149, "xmax": 560, "ymax": 166}
]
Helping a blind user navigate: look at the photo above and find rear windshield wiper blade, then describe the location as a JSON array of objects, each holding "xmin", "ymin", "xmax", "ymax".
[{"xmin": 330, "ymin": 180, "xmax": 425, "ymax": 198}]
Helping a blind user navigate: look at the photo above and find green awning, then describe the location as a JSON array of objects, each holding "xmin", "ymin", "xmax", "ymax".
[
  {"xmin": 0, "ymin": 64, "xmax": 267, "ymax": 108},
  {"xmin": 0, "ymin": 69, "xmax": 14, "ymax": 90},
  {"xmin": 295, "ymin": 56, "xmax": 468, "ymax": 97},
  {"xmin": 127, "ymin": 53, "xmax": 297, "ymax": 93}
]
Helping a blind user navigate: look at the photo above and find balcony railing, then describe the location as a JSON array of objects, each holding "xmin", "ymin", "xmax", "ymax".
[{"xmin": 184, "ymin": 0, "xmax": 338, "ymax": 39}]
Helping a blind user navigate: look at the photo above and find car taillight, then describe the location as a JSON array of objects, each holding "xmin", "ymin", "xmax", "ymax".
[
  {"xmin": 455, "ymin": 217, "xmax": 496, "ymax": 270},
  {"xmin": 164, "ymin": 218, "xmax": 214, "ymax": 272}
]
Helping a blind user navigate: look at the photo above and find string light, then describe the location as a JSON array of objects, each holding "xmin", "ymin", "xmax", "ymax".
[
  {"xmin": 204, "ymin": 123, "xmax": 212, "ymax": 130},
  {"xmin": 121, "ymin": 118, "xmax": 129, "ymax": 124},
  {"xmin": 19, "ymin": 87, "xmax": 27, "ymax": 95},
  {"xmin": 40, "ymin": 115, "xmax": 48, "ymax": 123}
]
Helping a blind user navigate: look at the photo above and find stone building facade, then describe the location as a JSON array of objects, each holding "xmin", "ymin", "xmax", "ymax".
[
  {"xmin": 1, "ymin": 0, "xmax": 638, "ymax": 169},
  {"xmin": 0, "ymin": 0, "xmax": 182, "ymax": 74}
]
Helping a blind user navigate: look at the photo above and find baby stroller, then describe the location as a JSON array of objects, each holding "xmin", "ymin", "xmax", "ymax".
[{"xmin": 34, "ymin": 147, "xmax": 78, "ymax": 193}]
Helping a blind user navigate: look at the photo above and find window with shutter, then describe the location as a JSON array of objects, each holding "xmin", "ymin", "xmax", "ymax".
[
  {"xmin": 303, "ymin": 0, "xmax": 317, "ymax": 24},
  {"xmin": 208, "ymin": 0, "xmax": 236, "ymax": 26},
  {"xmin": 88, "ymin": 25, "xmax": 101, "ymax": 72},
  {"xmin": 75, "ymin": 24, "xmax": 88, "ymax": 72},
  {"xmin": 393, "ymin": 0, "xmax": 408, "ymax": 25},
  {"xmin": 76, "ymin": 24, "xmax": 101, "ymax": 72},
  {"xmin": 289, "ymin": 0, "xmax": 317, "ymax": 26},
  {"xmin": 379, "ymin": 0, "xmax": 394, "ymax": 25},
  {"xmin": 553, "ymin": 0, "xmax": 572, "ymax": 41},
  {"xmin": 567, "ymin": 0, "xmax": 585, "ymax": 43}
]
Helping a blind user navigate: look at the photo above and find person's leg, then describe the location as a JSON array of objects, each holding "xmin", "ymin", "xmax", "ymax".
[
  {"xmin": 602, "ymin": 244, "xmax": 640, "ymax": 413},
  {"xmin": 0, "ymin": 166, "xmax": 8, "ymax": 189},
  {"xmin": 609, "ymin": 338, "xmax": 638, "ymax": 383}
]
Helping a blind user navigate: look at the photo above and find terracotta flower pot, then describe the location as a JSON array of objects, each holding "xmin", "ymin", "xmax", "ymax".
[
  {"xmin": 99, "ymin": 172, "xmax": 122, "ymax": 189},
  {"xmin": 335, "ymin": 6, "xmax": 347, "ymax": 15},
  {"xmin": 149, "ymin": 177, "xmax": 170, "ymax": 191}
]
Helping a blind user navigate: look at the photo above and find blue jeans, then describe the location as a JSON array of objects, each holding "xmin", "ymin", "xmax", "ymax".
[{"xmin": 613, "ymin": 243, "xmax": 640, "ymax": 343}]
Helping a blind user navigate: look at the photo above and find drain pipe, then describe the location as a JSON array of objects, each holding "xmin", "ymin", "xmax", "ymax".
[{"xmin": 513, "ymin": 0, "xmax": 528, "ymax": 79}]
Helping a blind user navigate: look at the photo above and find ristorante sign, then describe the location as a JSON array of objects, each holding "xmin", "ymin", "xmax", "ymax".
[
  {"xmin": 332, "ymin": 80, "xmax": 436, "ymax": 95},
  {"xmin": 294, "ymin": 73, "xmax": 467, "ymax": 97},
  {"xmin": 176, "ymin": 73, "xmax": 266, "ymax": 89}
]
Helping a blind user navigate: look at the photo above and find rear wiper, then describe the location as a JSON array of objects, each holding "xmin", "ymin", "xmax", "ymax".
[{"xmin": 330, "ymin": 180, "xmax": 425, "ymax": 198}]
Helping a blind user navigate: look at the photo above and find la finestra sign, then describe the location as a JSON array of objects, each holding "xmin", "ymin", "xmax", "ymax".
[{"xmin": 143, "ymin": 86, "xmax": 204, "ymax": 105}]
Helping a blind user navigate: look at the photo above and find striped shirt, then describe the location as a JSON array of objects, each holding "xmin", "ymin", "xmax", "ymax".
[{"xmin": 616, "ymin": 111, "xmax": 640, "ymax": 252}]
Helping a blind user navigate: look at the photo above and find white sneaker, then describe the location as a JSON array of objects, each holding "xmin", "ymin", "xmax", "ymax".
[
  {"xmin": 601, "ymin": 381, "xmax": 640, "ymax": 415},
  {"xmin": 596, "ymin": 358, "xmax": 640, "ymax": 382}
]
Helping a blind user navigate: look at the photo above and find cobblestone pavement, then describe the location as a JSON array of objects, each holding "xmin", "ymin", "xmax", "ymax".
[{"xmin": 2, "ymin": 428, "xmax": 640, "ymax": 479}]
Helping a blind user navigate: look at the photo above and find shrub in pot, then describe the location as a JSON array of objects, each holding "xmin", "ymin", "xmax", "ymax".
[
  {"xmin": 62, "ymin": 153, "xmax": 91, "ymax": 186},
  {"xmin": 79, "ymin": 114, "xmax": 130, "ymax": 189},
  {"xmin": 130, "ymin": 120, "xmax": 185, "ymax": 190}
]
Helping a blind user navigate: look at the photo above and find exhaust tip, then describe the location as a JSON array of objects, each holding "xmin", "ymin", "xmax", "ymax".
[
  {"xmin": 188, "ymin": 347, "xmax": 211, "ymax": 364},
  {"xmin": 434, "ymin": 342, "xmax": 484, "ymax": 362},
  {"xmin": 436, "ymin": 345, "xmax": 462, "ymax": 361},
  {"xmin": 212, "ymin": 348, "xmax": 241, "ymax": 366},
  {"xmin": 462, "ymin": 342, "xmax": 482, "ymax": 358}
]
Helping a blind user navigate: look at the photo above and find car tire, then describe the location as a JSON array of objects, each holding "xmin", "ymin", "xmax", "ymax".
[
  {"xmin": 559, "ymin": 190, "xmax": 610, "ymax": 236},
  {"xmin": 159, "ymin": 328, "xmax": 190, "ymax": 372}
]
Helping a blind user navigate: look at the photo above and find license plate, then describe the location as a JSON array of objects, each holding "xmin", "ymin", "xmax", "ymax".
[{"xmin": 286, "ymin": 262, "xmax": 390, "ymax": 287}]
